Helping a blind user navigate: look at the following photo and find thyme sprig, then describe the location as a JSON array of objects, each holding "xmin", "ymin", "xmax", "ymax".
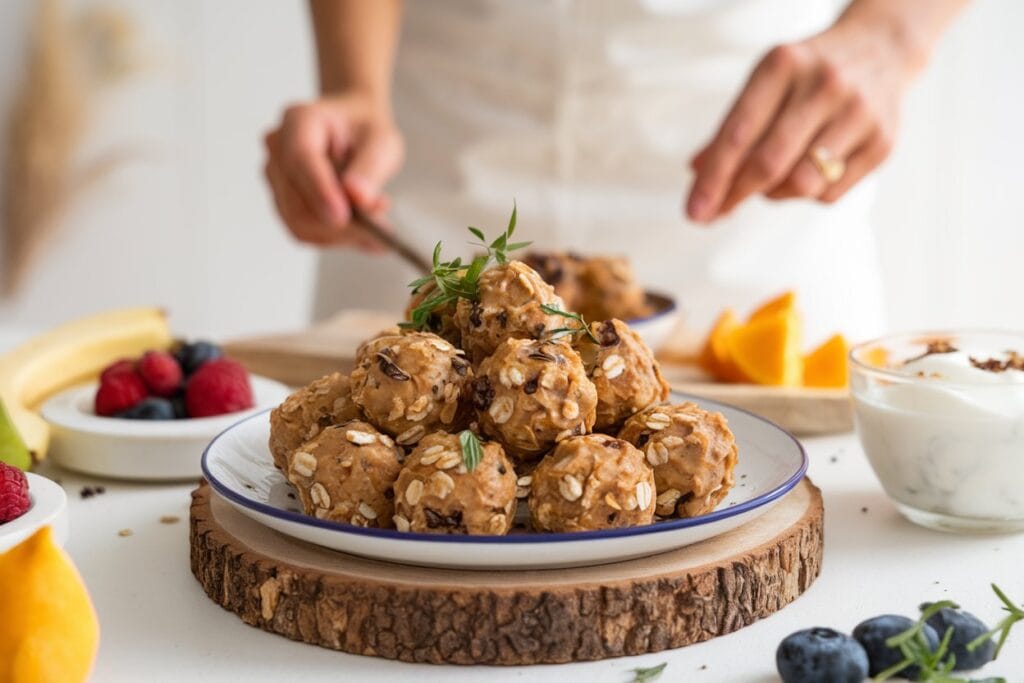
[
  {"xmin": 540, "ymin": 303, "xmax": 600, "ymax": 344},
  {"xmin": 401, "ymin": 204, "xmax": 530, "ymax": 330},
  {"xmin": 458, "ymin": 429, "xmax": 483, "ymax": 472},
  {"xmin": 629, "ymin": 662, "xmax": 666, "ymax": 682}
]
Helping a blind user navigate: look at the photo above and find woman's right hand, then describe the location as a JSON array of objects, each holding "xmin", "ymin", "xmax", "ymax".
[{"xmin": 263, "ymin": 93, "xmax": 404, "ymax": 248}]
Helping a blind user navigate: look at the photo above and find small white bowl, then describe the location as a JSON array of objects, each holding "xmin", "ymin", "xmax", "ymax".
[
  {"xmin": 628, "ymin": 291, "xmax": 680, "ymax": 351},
  {"xmin": 0, "ymin": 472, "xmax": 69, "ymax": 553},
  {"xmin": 41, "ymin": 376, "xmax": 292, "ymax": 482}
]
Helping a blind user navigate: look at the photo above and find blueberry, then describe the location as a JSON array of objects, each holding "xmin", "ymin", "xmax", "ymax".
[
  {"xmin": 116, "ymin": 397, "xmax": 176, "ymax": 420},
  {"xmin": 174, "ymin": 341, "xmax": 222, "ymax": 376},
  {"xmin": 854, "ymin": 614, "xmax": 939, "ymax": 678},
  {"xmin": 922, "ymin": 604, "xmax": 995, "ymax": 671},
  {"xmin": 777, "ymin": 627, "xmax": 869, "ymax": 683},
  {"xmin": 170, "ymin": 392, "xmax": 189, "ymax": 419}
]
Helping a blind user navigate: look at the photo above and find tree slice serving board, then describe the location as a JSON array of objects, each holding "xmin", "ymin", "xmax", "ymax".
[
  {"xmin": 223, "ymin": 310, "xmax": 852, "ymax": 436},
  {"xmin": 190, "ymin": 478, "xmax": 823, "ymax": 665}
]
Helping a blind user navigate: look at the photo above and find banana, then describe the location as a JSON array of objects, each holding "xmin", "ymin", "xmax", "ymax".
[{"xmin": 0, "ymin": 307, "xmax": 173, "ymax": 462}]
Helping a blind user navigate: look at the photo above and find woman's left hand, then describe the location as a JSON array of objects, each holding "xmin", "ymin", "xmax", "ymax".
[{"xmin": 685, "ymin": 20, "xmax": 918, "ymax": 222}]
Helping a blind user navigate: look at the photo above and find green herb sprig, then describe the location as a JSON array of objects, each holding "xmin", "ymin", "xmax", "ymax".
[
  {"xmin": 967, "ymin": 584, "xmax": 1024, "ymax": 661},
  {"xmin": 402, "ymin": 204, "xmax": 531, "ymax": 330},
  {"xmin": 458, "ymin": 430, "xmax": 483, "ymax": 472},
  {"xmin": 539, "ymin": 303, "xmax": 600, "ymax": 344},
  {"xmin": 629, "ymin": 662, "xmax": 667, "ymax": 683}
]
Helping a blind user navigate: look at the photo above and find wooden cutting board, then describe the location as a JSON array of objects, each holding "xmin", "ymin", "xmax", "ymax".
[
  {"xmin": 190, "ymin": 478, "xmax": 823, "ymax": 664},
  {"xmin": 225, "ymin": 310, "xmax": 852, "ymax": 436}
]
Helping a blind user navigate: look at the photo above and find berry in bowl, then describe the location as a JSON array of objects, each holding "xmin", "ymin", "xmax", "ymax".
[
  {"xmin": 850, "ymin": 331, "xmax": 1024, "ymax": 532},
  {"xmin": 0, "ymin": 463, "xmax": 68, "ymax": 553},
  {"xmin": 42, "ymin": 341, "xmax": 290, "ymax": 481}
]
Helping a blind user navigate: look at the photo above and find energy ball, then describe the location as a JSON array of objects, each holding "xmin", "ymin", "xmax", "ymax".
[
  {"xmin": 528, "ymin": 434, "xmax": 655, "ymax": 532},
  {"xmin": 577, "ymin": 256, "xmax": 653, "ymax": 322},
  {"xmin": 618, "ymin": 402, "xmax": 738, "ymax": 518},
  {"xmin": 268, "ymin": 372, "xmax": 362, "ymax": 471},
  {"xmin": 522, "ymin": 251, "xmax": 584, "ymax": 313},
  {"xmin": 350, "ymin": 331, "xmax": 473, "ymax": 445},
  {"xmin": 473, "ymin": 338, "xmax": 597, "ymax": 462},
  {"xmin": 453, "ymin": 260, "xmax": 566, "ymax": 363},
  {"xmin": 577, "ymin": 319, "xmax": 671, "ymax": 432},
  {"xmin": 286, "ymin": 420, "xmax": 403, "ymax": 527},
  {"xmin": 392, "ymin": 431, "xmax": 517, "ymax": 535},
  {"xmin": 403, "ymin": 281, "xmax": 461, "ymax": 346}
]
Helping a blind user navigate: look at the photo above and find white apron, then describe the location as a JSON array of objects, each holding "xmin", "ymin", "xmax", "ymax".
[{"xmin": 314, "ymin": 0, "xmax": 886, "ymax": 345}]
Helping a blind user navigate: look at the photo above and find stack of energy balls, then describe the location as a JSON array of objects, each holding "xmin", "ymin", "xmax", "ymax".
[{"xmin": 269, "ymin": 221, "xmax": 738, "ymax": 535}]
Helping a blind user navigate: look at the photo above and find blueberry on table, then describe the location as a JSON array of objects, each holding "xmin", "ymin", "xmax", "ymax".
[
  {"xmin": 776, "ymin": 627, "xmax": 869, "ymax": 683},
  {"xmin": 853, "ymin": 614, "xmax": 939, "ymax": 678},
  {"xmin": 116, "ymin": 397, "xmax": 176, "ymax": 420},
  {"xmin": 174, "ymin": 341, "xmax": 223, "ymax": 376},
  {"xmin": 922, "ymin": 604, "xmax": 996, "ymax": 670}
]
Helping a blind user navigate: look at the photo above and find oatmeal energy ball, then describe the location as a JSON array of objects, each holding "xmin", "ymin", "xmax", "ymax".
[
  {"xmin": 404, "ymin": 280, "xmax": 461, "ymax": 346},
  {"xmin": 350, "ymin": 331, "xmax": 473, "ymax": 445},
  {"xmin": 474, "ymin": 338, "xmax": 597, "ymax": 462},
  {"xmin": 268, "ymin": 372, "xmax": 362, "ymax": 471},
  {"xmin": 453, "ymin": 260, "xmax": 567, "ymax": 363},
  {"xmin": 286, "ymin": 420, "xmax": 403, "ymax": 528},
  {"xmin": 392, "ymin": 431, "xmax": 517, "ymax": 535},
  {"xmin": 522, "ymin": 251, "xmax": 584, "ymax": 313},
  {"xmin": 528, "ymin": 434, "xmax": 655, "ymax": 532},
  {"xmin": 577, "ymin": 318, "xmax": 670, "ymax": 432},
  {"xmin": 618, "ymin": 402, "xmax": 738, "ymax": 518},
  {"xmin": 577, "ymin": 256, "xmax": 653, "ymax": 323}
]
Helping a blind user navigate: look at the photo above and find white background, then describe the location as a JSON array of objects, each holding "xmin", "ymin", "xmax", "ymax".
[{"xmin": 0, "ymin": 1, "xmax": 1022, "ymax": 339}]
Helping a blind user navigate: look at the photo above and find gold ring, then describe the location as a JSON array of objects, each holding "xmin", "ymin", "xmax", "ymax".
[{"xmin": 809, "ymin": 145, "xmax": 846, "ymax": 184}]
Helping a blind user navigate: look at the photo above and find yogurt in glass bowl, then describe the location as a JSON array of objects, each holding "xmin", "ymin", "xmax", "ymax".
[{"xmin": 850, "ymin": 331, "xmax": 1024, "ymax": 533}]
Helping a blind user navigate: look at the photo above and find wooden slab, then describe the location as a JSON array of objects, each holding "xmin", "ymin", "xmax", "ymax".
[
  {"xmin": 225, "ymin": 310, "xmax": 853, "ymax": 435},
  {"xmin": 189, "ymin": 478, "xmax": 823, "ymax": 665}
]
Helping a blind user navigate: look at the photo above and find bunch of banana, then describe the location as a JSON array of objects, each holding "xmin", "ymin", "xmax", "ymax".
[{"xmin": 0, "ymin": 307, "xmax": 172, "ymax": 468}]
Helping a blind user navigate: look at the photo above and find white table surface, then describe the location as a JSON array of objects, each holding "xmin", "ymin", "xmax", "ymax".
[{"xmin": 34, "ymin": 430, "xmax": 1024, "ymax": 683}]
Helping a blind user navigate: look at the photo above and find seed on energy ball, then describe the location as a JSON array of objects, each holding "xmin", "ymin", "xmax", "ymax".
[
  {"xmin": 268, "ymin": 372, "xmax": 363, "ymax": 471},
  {"xmin": 529, "ymin": 434, "xmax": 655, "ymax": 532},
  {"xmin": 474, "ymin": 338, "xmax": 597, "ymax": 462},
  {"xmin": 619, "ymin": 402, "xmax": 738, "ymax": 518},
  {"xmin": 350, "ymin": 331, "xmax": 474, "ymax": 442},
  {"xmin": 392, "ymin": 431, "xmax": 517, "ymax": 535},
  {"xmin": 286, "ymin": 420, "xmax": 402, "ymax": 528}
]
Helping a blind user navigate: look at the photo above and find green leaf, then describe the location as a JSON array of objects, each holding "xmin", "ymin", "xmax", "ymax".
[
  {"xmin": 459, "ymin": 430, "xmax": 483, "ymax": 472},
  {"xmin": 507, "ymin": 200, "xmax": 517, "ymax": 237},
  {"xmin": 630, "ymin": 662, "xmax": 666, "ymax": 683},
  {"xmin": 468, "ymin": 226, "xmax": 485, "ymax": 241}
]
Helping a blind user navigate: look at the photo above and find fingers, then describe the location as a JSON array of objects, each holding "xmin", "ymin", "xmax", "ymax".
[
  {"xmin": 818, "ymin": 130, "xmax": 892, "ymax": 203},
  {"xmin": 716, "ymin": 63, "xmax": 850, "ymax": 216},
  {"xmin": 765, "ymin": 96, "xmax": 875, "ymax": 200},
  {"xmin": 341, "ymin": 126, "xmax": 405, "ymax": 212},
  {"xmin": 685, "ymin": 45, "xmax": 801, "ymax": 222},
  {"xmin": 276, "ymin": 105, "xmax": 352, "ymax": 227}
]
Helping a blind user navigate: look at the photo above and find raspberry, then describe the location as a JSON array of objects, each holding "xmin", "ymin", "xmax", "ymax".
[
  {"xmin": 0, "ymin": 462, "xmax": 30, "ymax": 523},
  {"xmin": 100, "ymin": 358, "xmax": 136, "ymax": 383},
  {"xmin": 138, "ymin": 350, "xmax": 183, "ymax": 397},
  {"xmin": 95, "ymin": 371, "xmax": 148, "ymax": 417},
  {"xmin": 185, "ymin": 358, "xmax": 254, "ymax": 418}
]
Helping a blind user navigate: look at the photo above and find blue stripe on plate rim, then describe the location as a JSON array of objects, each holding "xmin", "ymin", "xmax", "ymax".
[{"xmin": 201, "ymin": 393, "xmax": 807, "ymax": 545}]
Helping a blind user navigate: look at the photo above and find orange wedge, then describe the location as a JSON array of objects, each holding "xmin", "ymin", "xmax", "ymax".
[
  {"xmin": 748, "ymin": 290, "xmax": 796, "ymax": 322},
  {"xmin": 700, "ymin": 309, "xmax": 747, "ymax": 382},
  {"xmin": 803, "ymin": 334, "xmax": 849, "ymax": 388},
  {"xmin": 726, "ymin": 311, "xmax": 803, "ymax": 386}
]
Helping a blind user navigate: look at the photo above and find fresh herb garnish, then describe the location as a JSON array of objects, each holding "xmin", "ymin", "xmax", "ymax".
[
  {"xmin": 459, "ymin": 429, "xmax": 483, "ymax": 472},
  {"xmin": 539, "ymin": 303, "xmax": 600, "ymax": 344},
  {"xmin": 401, "ymin": 204, "xmax": 530, "ymax": 330},
  {"xmin": 630, "ymin": 662, "xmax": 667, "ymax": 682},
  {"xmin": 967, "ymin": 584, "xmax": 1024, "ymax": 660}
]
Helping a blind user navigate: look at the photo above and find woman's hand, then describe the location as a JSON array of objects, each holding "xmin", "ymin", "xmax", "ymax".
[
  {"xmin": 264, "ymin": 93, "xmax": 404, "ymax": 248},
  {"xmin": 685, "ymin": 18, "xmax": 921, "ymax": 222}
]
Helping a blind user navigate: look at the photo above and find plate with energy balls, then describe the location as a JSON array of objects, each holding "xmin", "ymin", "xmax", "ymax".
[{"xmin": 203, "ymin": 211, "xmax": 807, "ymax": 569}]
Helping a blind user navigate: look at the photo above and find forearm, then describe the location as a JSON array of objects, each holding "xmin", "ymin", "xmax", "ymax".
[
  {"xmin": 834, "ymin": 0, "xmax": 969, "ymax": 76},
  {"xmin": 309, "ymin": 0, "xmax": 402, "ymax": 107}
]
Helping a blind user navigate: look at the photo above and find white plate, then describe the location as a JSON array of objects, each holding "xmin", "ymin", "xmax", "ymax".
[
  {"xmin": 41, "ymin": 376, "xmax": 292, "ymax": 482},
  {"xmin": 628, "ymin": 291, "xmax": 680, "ymax": 351},
  {"xmin": 202, "ymin": 393, "xmax": 807, "ymax": 570},
  {"xmin": 0, "ymin": 472, "xmax": 69, "ymax": 553}
]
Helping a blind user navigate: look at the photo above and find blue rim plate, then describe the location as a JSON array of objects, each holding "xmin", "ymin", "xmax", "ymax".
[{"xmin": 202, "ymin": 392, "xmax": 806, "ymax": 569}]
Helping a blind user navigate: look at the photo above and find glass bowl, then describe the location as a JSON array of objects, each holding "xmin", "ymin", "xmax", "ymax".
[{"xmin": 850, "ymin": 331, "xmax": 1024, "ymax": 533}]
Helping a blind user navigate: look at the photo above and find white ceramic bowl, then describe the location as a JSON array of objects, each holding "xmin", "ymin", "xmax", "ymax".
[
  {"xmin": 41, "ymin": 376, "xmax": 292, "ymax": 481},
  {"xmin": 0, "ymin": 472, "xmax": 69, "ymax": 553},
  {"xmin": 627, "ymin": 291, "xmax": 680, "ymax": 351},
  {"xmin": 203, "ymin": 393, "xmax": 806, "ymax": 570}
]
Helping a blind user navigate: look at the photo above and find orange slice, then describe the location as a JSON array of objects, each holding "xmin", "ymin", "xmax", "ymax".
[
  {"xmin": 726, "ymin": 311, "xmax": 803, "ymax": 386},
  {"xmin": 748, "ymin": 290, "xmax": 796, "ymax": 322},
  {"xmin": 803, "ymin": 334, "xmax": 849, "ymax": 388},
  {"xmin": 700, "ymin": 309, "xmax": 747, "ymax": 382}
]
